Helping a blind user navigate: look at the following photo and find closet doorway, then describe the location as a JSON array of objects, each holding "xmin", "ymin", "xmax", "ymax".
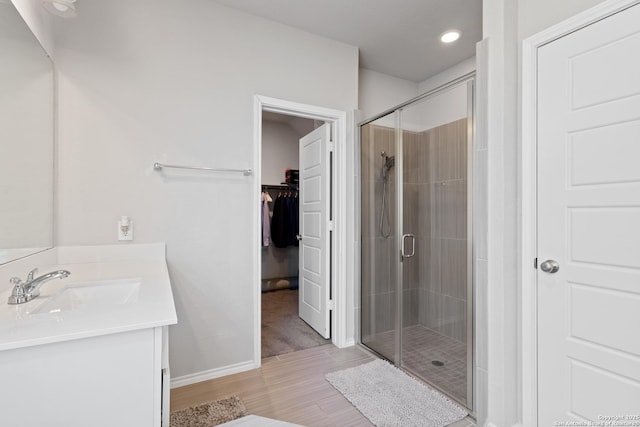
[
  {"xmin": 259, "ymin": 111, "xmax": 331, "ymax": 359},
  {"xmin": 253, "ymin": 95, "xmax": 350, "ymax": 366}
]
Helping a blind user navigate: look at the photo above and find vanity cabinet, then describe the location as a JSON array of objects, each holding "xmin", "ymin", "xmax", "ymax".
[
  {"xmin": 0, "ymin": 244, "xmax": 177, "ymax": 426},
  {"xmin": 0, "ymin": 326, "xmax": 170, "ymax": 427}
]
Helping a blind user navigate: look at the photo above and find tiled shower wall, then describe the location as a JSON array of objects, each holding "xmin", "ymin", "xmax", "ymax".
[
  {"xmin": 361, "ymin": 123, "xmax": 397, "ymax": 340},
  {"xmin": 361, "ymin": 118, "xmax": 469, "ymax": 344}
]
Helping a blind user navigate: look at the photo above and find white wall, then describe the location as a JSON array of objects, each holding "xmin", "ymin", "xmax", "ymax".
[
  {"xmin": 418, "ymin": 56, "xmax": 476, "ymax": 94},
  {"xmin": 482, "ymin": 0, "xmax": 520, "ymax": 424},
  {"xmin": 395, "ymin": 56, "xmax": 476, "ymax": 133},
  {"xmin": 357, "ymin": 61, "xmax": 473, "ymax": 132},
  {"xmin": 53, "ymin": 0, "xmax": 358, "ymax": 380},
  {"xmin": 401, "ymin": 83, "xmax": 469, "ymax": 132},
  {"xmin": 519, "ymin": 0, "xmax": 608, "ymax": 38},
  {"xmin": 358, "ymin": 68, "xmax": 418, "ymax": 121},
  {"xmin": 11, "ymin": 0, "xmax": 55, "ymax": 58},
  {"xmin": 261, "ymin": 120, "xmax": 301, "ymax": 185}
]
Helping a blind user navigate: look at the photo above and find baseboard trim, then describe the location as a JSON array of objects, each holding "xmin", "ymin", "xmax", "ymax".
[
  {"xmin": 342, "ymin": 338, "xmax": 356, "ymax": 347},
  {"xmin": 170, "ymin": 360, "xmax": 257, "ymax": 389}
]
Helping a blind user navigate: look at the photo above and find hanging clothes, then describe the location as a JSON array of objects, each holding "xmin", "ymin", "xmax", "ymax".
[
  {"xmin": 261, "ymin": 191, "xmax": 272, "ymax": 247},
  {"xmin": 269, "ymin": 189, "xmax": 299, "ymax": 248},
  {"xmin": 285, "ymin": 194, "xmax": 295, "ymax": 245},
  {"xmin": 270, "ymin": 193, "xmax": 291, "ymax": 248},
  {"xmin": 293, "ymin": 193, "xmax": 299, "ymax": 247}
]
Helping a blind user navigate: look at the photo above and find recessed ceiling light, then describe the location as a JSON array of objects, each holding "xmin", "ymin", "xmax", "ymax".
[
  {"xmin": 440, "ymin": 30, "xmax": 461, "ymax": 44},
  {"xmin": 42, "ymin": 0, "xmax": 77, "ymax": 18}
]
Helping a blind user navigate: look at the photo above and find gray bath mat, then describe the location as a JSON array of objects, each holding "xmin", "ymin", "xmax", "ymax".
[
  {"xmin": 170, "ymin": 395, "xmax": 248, "ymax": 427},
  {"xmin": 326, "ymin": 359, "xmax": 467, "ymax": 427}
]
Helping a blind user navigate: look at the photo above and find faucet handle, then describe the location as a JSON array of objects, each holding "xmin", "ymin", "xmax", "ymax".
[
  {"xmin": 7, "ymin": 278, "xmax": 26, "ymax": 304},
  {"xmin": 27, "ymin": 268, "xmax": 38, "ymax": 282},
  {"xmin": 8, "ymin": 267, "xmax": 38, "ymax": 286}
]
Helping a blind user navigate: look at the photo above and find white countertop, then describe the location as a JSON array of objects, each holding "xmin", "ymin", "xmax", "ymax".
[{"xmin": 0, "ymin": 244, "xmax": 177, "ymax": 351}]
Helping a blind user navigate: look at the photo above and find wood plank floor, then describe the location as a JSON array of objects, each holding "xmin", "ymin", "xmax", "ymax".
[{"xmin": 170, "ymin": 344, "xmax": 476, "ymax": 427}]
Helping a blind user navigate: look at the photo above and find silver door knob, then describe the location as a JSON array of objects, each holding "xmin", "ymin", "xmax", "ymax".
[
  {"xmin": 540, "ymin": 260, "xmax": 560, "ymax": 273},
  {"xmin": 296, "ymin": 234, "xmax": 302, "ymax": 241}
]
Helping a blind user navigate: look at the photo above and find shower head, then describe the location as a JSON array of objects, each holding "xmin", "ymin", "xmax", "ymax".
[
  {"xmin": 381, "ymin": 151, "xmax": 395, "ymax": 168},
  {"xmin": 380, "ymin": 151, "xmax": 395, "ymax": 180},
  {"xmin": 385, "ymin": 155, "xmax": 395, "ymax": 169}
]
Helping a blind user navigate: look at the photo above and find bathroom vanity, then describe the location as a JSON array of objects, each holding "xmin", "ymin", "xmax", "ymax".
[{"xmin": 0, "ymin": 244, "xmax": 177, "ymax": 427}]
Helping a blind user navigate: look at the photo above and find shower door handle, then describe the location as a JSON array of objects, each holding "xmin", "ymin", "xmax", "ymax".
[{"xmin": 401, "ymin": 234, "xmax": 415, "ymax": 259}]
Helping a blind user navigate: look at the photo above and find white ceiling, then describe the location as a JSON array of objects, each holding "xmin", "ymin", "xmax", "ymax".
[
  {"xmin": 211, "ymin": 0, "xmax": 482, "ymax": 82},
  {"xmin": 263, "ymin": 111, "xmax": 318, "ymax": 136}
]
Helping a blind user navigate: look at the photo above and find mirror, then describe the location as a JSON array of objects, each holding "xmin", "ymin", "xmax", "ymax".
[{"xmin": 0, "ymin": 2, "xmax": 54, "ymax": 264}]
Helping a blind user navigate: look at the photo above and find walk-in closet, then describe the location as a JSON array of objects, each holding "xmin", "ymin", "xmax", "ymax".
[{"xmin": 260, "ymin": 112, "xmax": 329, "ymax": 358}]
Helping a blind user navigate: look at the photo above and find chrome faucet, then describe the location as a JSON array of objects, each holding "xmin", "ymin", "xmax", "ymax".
[{"xmin": 7, "ymin": 268, "xmax": 71, "ymax": 304}]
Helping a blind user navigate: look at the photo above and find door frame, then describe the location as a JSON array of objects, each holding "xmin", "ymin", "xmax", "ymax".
[
  {"xmin": 252, "ymin": 95, "xmax": 350, "ymax": 366},
  {"xmin": 520, "ymin": 0, "xmax": 640, "ymax": 424}
]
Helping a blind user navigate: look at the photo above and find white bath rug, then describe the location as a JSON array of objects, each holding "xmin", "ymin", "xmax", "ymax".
[{"xmin": 326, "ymin": 359, "xmax": 467, "ymax": 427}]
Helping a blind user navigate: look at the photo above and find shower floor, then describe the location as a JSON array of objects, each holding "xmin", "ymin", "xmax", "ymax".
[{"xmin": 362, "ymin": 324, "xmax": 468, "ymax": 406}]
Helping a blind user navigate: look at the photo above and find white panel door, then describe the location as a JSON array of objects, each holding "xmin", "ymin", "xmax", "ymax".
[
  {"xmin": 299, "ymin": 124, "xmax": 331, "ymax": 339},
  {"xmin": 537, "ymin": 4, "xmax": 640, "ymax": 424}
]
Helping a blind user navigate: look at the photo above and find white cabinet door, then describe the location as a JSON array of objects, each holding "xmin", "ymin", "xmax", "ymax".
[
  {"xmin": 298, "ymin": 124, "xmax": 331, "ymax": 339},
  {"xmin": 537, "ymin": 4, "xmax": 640, "ymax": 423},
  {"xmin": 0, "ymin": 328, "xmax": 158, "ymax": 426}
]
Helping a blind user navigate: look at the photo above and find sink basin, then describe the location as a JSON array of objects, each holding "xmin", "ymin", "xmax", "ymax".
[{"xmin": 31, "ymin": 278, "xmax": 141, "ymax": 315}]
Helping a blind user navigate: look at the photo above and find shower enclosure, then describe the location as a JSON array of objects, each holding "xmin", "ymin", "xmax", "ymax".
[{"xmin": 360, "ymin": 77, "xmax": 474, "ymax": 409}]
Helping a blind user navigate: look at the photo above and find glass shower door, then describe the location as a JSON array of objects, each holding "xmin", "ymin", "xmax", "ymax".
[
  {"xmin": 360, "ymin": 78, "xmax": 474, "ymax": 409},
  {"xmin": 360, "ymin": 112, "xmax": 399, "ymax": 363},
  {"xmin": 398, "ymin": 81, "xmax": 473, "ymax": 407}
]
